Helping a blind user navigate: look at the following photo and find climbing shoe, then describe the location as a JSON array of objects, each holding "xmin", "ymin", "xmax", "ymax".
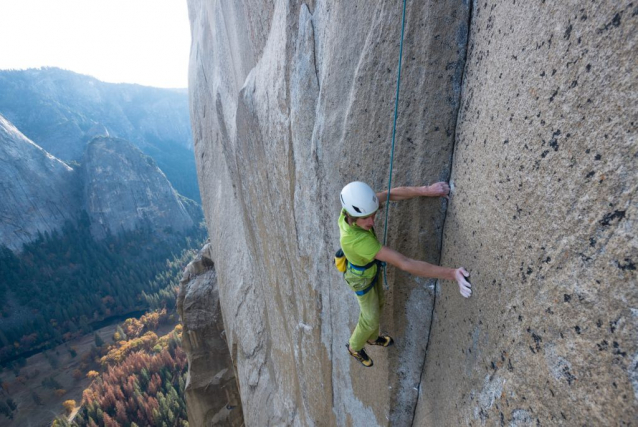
[
  {"xmin": 346, "ymin": 344, "xmax": 373, "ymax": 367},
  {"xmin": 367, "ymin": 334, "xmax": 394, "ymax": 347}
]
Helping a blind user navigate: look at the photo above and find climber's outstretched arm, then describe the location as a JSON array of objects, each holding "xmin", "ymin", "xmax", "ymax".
[
  {"xmin": 376, "ymin": 181, "xmax": 449, "ymax": 203},
  {"xmin": 375, "ymin": 246, "xmax": 472, "ymax": 298}
]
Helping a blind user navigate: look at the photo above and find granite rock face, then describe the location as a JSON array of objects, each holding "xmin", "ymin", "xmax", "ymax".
[
  {"xmin": 186, "ymin": 0, "xmax": 636, "ymax": 425},
  {"xmin": 177, "ymin": 245, "xmax": 243, "ymax": 427},
  {"xmin": 418, "ymin": 1, "xmax": 637, "ymax": 426},
  {"xmin": 83, "ymin": 137, "xmax": 194, "ymax": 239},
  {"xmin": 0, "ymin": 114, "xmax": 80, "ymax": 251},
  {"xmin": 187, "ymin": 0, "xmax": 469, "ymax": 425}
]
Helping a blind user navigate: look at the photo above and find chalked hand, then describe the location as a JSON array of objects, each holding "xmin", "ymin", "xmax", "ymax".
[
  {"xmin": 454, "ymin": 267, "xmax": 472, "ymax": 298},
  {"xmin": 425, "ymin": 181, "xmax": 450, "ymax": 199}
]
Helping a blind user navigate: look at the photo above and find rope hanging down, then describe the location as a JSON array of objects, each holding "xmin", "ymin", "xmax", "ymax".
[{"xmin": 381, "ymin": 0, "xmax": 407, "ymax": 289}]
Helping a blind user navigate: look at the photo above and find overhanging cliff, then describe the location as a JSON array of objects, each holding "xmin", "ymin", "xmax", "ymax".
[{"xmin": 183, "ymin": 0, "xmax": 636, "ymax": 425}]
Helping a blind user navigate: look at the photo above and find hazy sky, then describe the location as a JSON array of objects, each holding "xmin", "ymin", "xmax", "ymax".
[{"xmin": 0, "ymin": 0, "xmax": 191, "ymax": 88}]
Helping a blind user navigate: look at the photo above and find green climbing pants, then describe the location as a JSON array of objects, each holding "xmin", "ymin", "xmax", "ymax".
[{"xmin": 345, "ymin": 270, "xmax": 385, "ymax": 352}]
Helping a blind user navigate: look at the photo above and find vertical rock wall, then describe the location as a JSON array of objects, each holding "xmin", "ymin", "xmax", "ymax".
[
  {"xmin": 187, "ymin": 0, "xmax": 469, "ymax": 425},
  {"xmin": 417, "ymin": 1, "xmax": 637, "ymax": 426},
  {"xmin": 186, "ymin": 0, "xmax": 636, "ymax": 425}
]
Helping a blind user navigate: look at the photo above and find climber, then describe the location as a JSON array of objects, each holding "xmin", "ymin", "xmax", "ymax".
[{"xmin": 338, "ymin": 181, "xmax": 472, "ymax": 367}]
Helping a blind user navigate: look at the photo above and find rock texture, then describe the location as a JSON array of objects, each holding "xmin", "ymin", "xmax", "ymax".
[
  {"xmin": 185, "ymin": 0, "xmax": 636, "ymax": 425},
  {"xmin": 177, "ymin": 245, "xmax": 243, "ymax": 427},
  {"xmin": 418, "ymin": 1, "xmax": 638, "ymax": 426},
  {"xmin": 0, "ymin": 67, "xmax": 200, "ymax": 201},
  {"xmin": 83, "ymin": 137, "xmax": 194, "ymax": 239},
  {"xmin": 0, "ymin": 114, "xmax": 80, "ymax": 251},
  {"xmin": 187, "ymin": 0, "xmax": 469, "ymax": 425}
]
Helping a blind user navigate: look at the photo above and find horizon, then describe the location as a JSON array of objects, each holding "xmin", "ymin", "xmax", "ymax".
[{"xmin": 0, "ymin": 66, "xmax": 190, "ymax": 90}]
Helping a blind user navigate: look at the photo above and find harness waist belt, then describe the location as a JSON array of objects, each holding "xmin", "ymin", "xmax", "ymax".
[
  {"xmin": 355, "ymin": 274, "xmax": 378, "ymax": 296},
  {"xmin": 348, "ymin": 259, "xmax": 378, "ymax": 271}
]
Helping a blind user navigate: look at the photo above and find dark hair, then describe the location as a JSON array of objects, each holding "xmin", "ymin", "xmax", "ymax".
[
  {"xmin": 345, "ymin": 212, "xmax": 355, "ymax": 225},
  {"xmin": 345, "ymin": 207, "xmax": 381, "ymax": 226}
]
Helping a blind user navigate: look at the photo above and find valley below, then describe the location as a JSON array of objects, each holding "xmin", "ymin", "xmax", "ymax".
[{"xmin": 0, "ymin": 311, "xmax": 180, "ymax": 427}]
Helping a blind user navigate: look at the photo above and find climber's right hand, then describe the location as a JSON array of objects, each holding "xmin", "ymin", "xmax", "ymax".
[{"xmin": 454, "ymin": 267, "xmax": 472, "ymax": 298}]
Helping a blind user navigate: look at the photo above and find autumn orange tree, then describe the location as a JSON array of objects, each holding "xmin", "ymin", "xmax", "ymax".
[
  {"xmin": 122, "ymin": 309, "xmax": 167, "ymax": 339},
  {"xmin": 63, "ymin": 400, "xmax": 76, "ymax": 415},
  {"xmin": 100, "ymin": 331, "xmax": 159, "ymax": 366},
  {"xmin": 74, "ymin": 328, "xmax": 188, "ymax": 427}
]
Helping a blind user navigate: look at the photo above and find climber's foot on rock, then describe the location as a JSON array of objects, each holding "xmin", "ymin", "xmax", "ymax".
[
  {"xmin": 367, "ymin": 334, "xmax": 394, "ymax": 347},
  {"xmin": 346, "ymin": 344, "xmax": 373, "ymax": 367}
]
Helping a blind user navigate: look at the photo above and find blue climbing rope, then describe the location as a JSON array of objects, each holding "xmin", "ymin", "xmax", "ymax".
[{"xmin": 382, "ymin": 0, "xmax": 407, "ymax": 289}]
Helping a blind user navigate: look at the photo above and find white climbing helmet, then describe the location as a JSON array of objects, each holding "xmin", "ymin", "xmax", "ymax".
[{"xmin": 340, "ymin": 181, "xmax": 379, "ymax": 217}]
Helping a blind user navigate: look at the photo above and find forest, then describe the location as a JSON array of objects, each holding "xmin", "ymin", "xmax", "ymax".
[
  {"xmin": 46, "ymin": 314, "xmax": 189, "ymax": 427},
  {"xmin": 0, "ymin": 211, "xmax": 207, "ymax": 367}
]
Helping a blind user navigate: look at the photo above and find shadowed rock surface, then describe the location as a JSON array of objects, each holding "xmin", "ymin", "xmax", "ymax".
[
  {"xmin": 184, "ymin": 0, "xmax": 636, "ymax": 425},
  {"xmin": 0, "ymin": 114, "xmax": 80, "ymax": 251},
  {"xmin": 83, "ymin": 137, "xmax": 194, "ymax": 239}
]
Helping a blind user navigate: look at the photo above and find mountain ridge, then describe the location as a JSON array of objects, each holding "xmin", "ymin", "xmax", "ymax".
[
  {"xmin": 0, "ymin": 114, "xmax": 201, "ymax": 251},
  {"xmin": 0, "ymin": 67, "xmax": 200, "ymax": 201}
]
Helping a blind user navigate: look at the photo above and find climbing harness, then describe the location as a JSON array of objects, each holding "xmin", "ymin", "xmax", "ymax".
[
  {"xmin": 347, "ymin": 259, "xmax": 379, "ymax": 274},
  {"xmin": 348, "ymin": 259, "xmax": 384, "ymax": 296},
  {"xmin": 381, "ymin": 0, "xmax": 407, "ymax": 289},
  {"xmin": 335, "ymin": 248, "xmax": 381, "ymax": 277},
  {"xmin": 335, "ymin": 248, "xmax": 385, "ymax": 296}
]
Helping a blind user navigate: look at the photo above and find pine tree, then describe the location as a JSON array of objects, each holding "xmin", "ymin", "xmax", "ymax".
[
  {"xmin": 116, "ymin": 325, "xmax": 127, "ymax": 342},
  {"xmin": 94, "ymin": 333, "xmax": 105, "ymax": 348},
  {"xmin": 0, "ymin": 401, "xmax": 11, "ymax": 419},
  {"xmin": 51, "ymin": 416, "xmax": 70, "ymax": 427},
  {"xmin": 31, "ymin": 391, "xmax": 43, "ymax": 406}
]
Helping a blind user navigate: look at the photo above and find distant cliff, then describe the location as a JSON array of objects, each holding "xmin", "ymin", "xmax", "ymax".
[
  {"xmin": 84, "ymin": 136, "xmax": 194, "ymax": 239},
  {"xmin": 0, "ymin": 67, "xmax": 199, "ymax": 201},
  {"xmin": 184, "ymin": 1, "xmax": 636, "ymax": 426},
  {"xmin": 0, "ymin": 114, "xmax": 80, "ymax": 251},
  {"xmin": 0, "ymin": 115, "xmax": 200, "ymax": 251}
]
